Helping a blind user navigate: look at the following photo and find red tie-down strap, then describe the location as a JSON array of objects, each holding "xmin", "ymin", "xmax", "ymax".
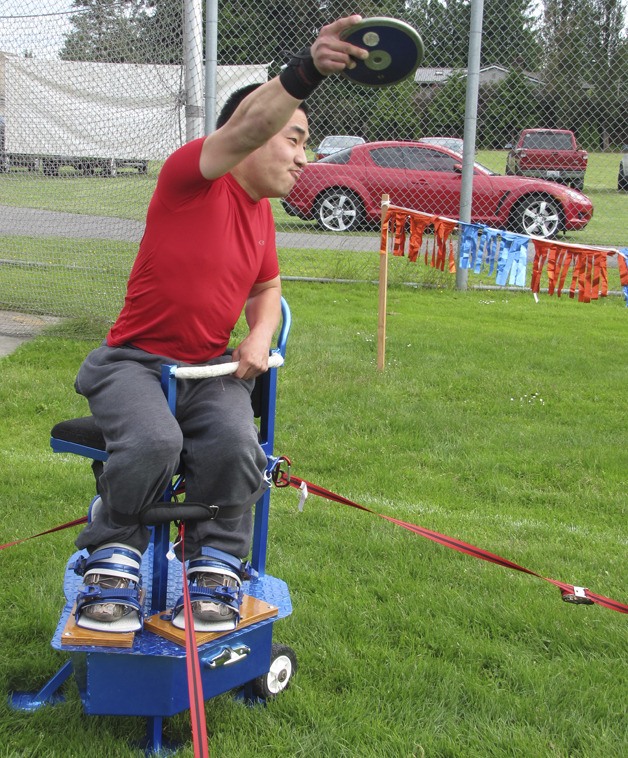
[
  {"xmin": 0, "ymin": 516, "xmax": 88, "ymax": 550},
  {"xmin": 178, "ymin": 522, "xmax": 210, "ymax": 758},
  {"xmin": 271, "ymin": 460, "xmax": 627, "ymax": 615}
]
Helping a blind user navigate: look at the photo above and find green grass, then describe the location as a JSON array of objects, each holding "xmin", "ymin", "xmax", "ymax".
[
  {"xmin": 1, "ymin": 232, "xmax": 625, "ymax": 343},
  {"xmin": 0, "ymin": 165, "xmax": 160, "ymax": 221},
  {"xmin": 0, "ymin": 281, "xmax": 626, "ymax": 756}
]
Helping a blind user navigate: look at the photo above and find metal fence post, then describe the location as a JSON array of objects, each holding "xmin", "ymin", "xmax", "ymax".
[
  {"xmin": 184, "ymin": 0, "xmax": 204, "ymax": 141},
  {"xmin": 457, "ymin": 0, "xmax": 485, "ymax": 291},
  {"xmin": 205, "ymin": 0, "xmax": 219, "ymax": 134}
]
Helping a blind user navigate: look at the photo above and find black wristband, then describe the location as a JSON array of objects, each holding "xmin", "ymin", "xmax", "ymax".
[{"xmin": 279, "ymin": 47, "xmax": 325, "ymax": 100}]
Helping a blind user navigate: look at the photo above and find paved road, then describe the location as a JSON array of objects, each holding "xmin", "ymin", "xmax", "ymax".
[
  {"xmin": 0, "ymin": 309, "xmax": 61, "ymax": 357},
  {"xmin": 1, "ymin": 205, "xmax": 621, "ymax": 267},
  {"xmin": 0, "ymin": 204, "xmax": 381, "ymax": 252}
]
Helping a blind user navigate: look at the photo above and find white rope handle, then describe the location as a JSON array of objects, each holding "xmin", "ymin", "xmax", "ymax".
[{"xmin": 173, "ymin": 352, "xmax": 284, "ymax": 380}]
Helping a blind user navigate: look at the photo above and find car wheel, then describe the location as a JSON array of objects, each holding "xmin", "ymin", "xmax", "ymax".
[
  {"xmin": 102, "ymin": 159, "xmax": 117, "ymax": 177},
  {"xmin": 251, "ymin": 643, "xmax": 297, "ymax": 699},
  {"xmin": 42, "ymin": 159, "xmax": 60, "ymax": 177},
  {"xmin": 571, "ymin": 177, "xmax": 584, "ymax": 191},
  {"xmin": 315, "ymin": 188, "xmax": 364, "ymax": 232},
  {"xmin": 510, "ymin": 194, "xmax": 561, "ymax": 238},
  {"xmin": 618, "ymin": 169, "xmax": 628, "ymax": 191}
]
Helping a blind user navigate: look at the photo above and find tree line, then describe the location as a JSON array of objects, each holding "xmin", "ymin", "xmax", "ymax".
[{"xmin": 60, "ymin": 0, "xmax": 628, "ymax": 150}]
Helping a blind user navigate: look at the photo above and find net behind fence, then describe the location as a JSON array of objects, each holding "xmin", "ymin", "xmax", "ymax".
[{"xmin": 1, "ymin": 1, "xmax": 626, "ymax": 337}]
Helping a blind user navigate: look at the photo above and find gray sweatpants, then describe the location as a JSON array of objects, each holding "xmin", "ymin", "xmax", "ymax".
[{"xmin": 74, "ymin": 344, "xmax": 268, "ymax": 560}]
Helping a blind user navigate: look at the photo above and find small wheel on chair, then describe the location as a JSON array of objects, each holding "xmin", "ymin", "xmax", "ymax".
[{"xmin": 252, "ymin": 643, "xmax": 297, "ymax": 698}]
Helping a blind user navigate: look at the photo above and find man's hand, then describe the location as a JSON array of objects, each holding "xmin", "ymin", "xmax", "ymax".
[
  {"xmin": 231, "ymin": 334, "xmax": 272, "ymax": 381},
  {"xmin": 311, "ymin": 15, "xmax": 369, "ymax": 76},
  {"xmin": 231, "ymin": 277, "xmax": 281, "ymax": 380}
]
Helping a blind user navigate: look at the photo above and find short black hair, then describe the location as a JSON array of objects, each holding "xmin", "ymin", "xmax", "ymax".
[{"xmin": 216, "ymin": 83, "xmax": 309, "ymax": 129}]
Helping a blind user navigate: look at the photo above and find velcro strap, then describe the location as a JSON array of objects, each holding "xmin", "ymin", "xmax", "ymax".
[
  {"xmin": 190, "ymin": 584, "xmax": 242, "ymax": 608},
  {"xmin": 77, "ymin": 585, "xmax": 140, "ymax": 602},
  {"xmin": 74, "ymin": 553, "xmax": 140, "ymax": 578},
  {"xmin": 87, "ymin": 545, "xmax": 140, "ymax": 563},
  {"xmin": 75, "ymin": 585, "xmax": 143, "ymax": 623},
  {"xmin": 83, "ymin": 559, "xmax": 140, "ymax": 577},
  {"xmin": 194, "ymin": 546, "xmax": 243, "ymax": 575},
  {"xmin": 173, "ymin": 583, "xmax": 243, "ymax": 621}
]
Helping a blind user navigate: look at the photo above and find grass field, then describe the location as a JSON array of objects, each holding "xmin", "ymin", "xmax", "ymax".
[{"xmin": 0, "ymin": 281, "xmax": 626, "ymax": 756}]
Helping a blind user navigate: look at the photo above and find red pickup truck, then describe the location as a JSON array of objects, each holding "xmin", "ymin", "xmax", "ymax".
[{"xmin": 506, "ymin": 129, "xmax": 588, "ymax": 191}]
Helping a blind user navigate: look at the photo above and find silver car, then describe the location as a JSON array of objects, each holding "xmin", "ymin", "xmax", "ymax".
[
  {"xmin": 418, "ymin": 136, "xmax": 464, "ymax": 155},
  {"xmin": 313, "ymin": 135, "xmax": 365, "ymax": 161}
]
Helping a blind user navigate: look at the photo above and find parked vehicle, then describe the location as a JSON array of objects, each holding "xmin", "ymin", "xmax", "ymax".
[
  {"xmin": 505, "ymin": 128, "xmax": 588, "ymax": 190},
  {"xmin": 282, "ymin": 140, "xmax": 593, "ymax": 238},
  {"xmin": 1, "ymin": 152, "xmax": 147, "ymax": 176},
  {"xmin": 313, "ymin": 135, "xmax": 365, "ymax": 161},
  {"xmin": 618, "ymin": 146, "xmax": 628, "ymax": 191},
  {"xmin": 0, "ymin": 113, "xmax": 147, "ymax": 176},
  {"xmin": 418, "ymin": 136, "xmax": 464, "ymax": 154}
]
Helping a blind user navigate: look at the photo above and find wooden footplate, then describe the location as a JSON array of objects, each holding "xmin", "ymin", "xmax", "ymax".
[
  {"xmin": 144, "ymin": 594, "xmax": 278, "ymax": 646},
  {"xmin": 61, "ymin": 594, "xmax": 278, "ymax": 648},
  {"xmin": 60, "ymin": 607, "xmax": 136, "ymax": 648}
]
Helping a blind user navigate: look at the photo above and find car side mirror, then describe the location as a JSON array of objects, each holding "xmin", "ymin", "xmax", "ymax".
[{"xmin": 453, "ymin": 162, "xmax": 463, "ymax": 174}]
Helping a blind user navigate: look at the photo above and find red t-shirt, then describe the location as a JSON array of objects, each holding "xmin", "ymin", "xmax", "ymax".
[{"xmin": 107, "ymin": 138, "xmax": 279, "ymax": 363}]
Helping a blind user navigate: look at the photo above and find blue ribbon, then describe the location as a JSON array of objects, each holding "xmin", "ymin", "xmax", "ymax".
[
  {"xmin": 458, "ymin": 222, "xmax": 528, "ymax": 287},
  {"xmin": 458, "ymin": 222, "xmax": 483, "ymax": 270},
  {"xmin": 477, "ymin": 227, "xmax": 502, "ymax": 275},
  {"xmin": 619, "ymin": 248, "xmax": 628, "ymax": 307},
  {"xmin": 496, "ymin": 232, "xmax": 529, "ymax": 287}
]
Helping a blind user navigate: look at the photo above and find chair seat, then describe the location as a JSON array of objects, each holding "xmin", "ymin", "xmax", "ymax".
[{"xmin": 51, "ymin": 416, "xmax": 106, "ymax": 452}]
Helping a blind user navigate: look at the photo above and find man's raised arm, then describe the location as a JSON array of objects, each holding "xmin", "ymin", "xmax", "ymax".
[{"xmin": 199, "ymin": 15, "xmax": 367, "ymax": 181}]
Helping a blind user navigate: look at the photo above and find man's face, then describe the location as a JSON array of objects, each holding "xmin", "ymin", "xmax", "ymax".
[{"xmin": 236, "ymin": 109, "xmax": 309, "ymax": 200}]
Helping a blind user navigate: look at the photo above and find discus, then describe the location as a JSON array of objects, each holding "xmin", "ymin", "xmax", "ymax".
[{"xmin": 340, "ymin": 17, "xmax": 424, "ymax": 87}]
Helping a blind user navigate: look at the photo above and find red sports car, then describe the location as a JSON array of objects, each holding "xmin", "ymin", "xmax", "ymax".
[{"xmin": 282, "ymin": 141, "xmax": 593, "ymax": 238}]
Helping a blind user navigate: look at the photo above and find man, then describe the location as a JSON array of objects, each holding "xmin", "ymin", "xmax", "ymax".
[{"xmin": 72, "ymin": 15, "xmax": 368, "ymax": 633}]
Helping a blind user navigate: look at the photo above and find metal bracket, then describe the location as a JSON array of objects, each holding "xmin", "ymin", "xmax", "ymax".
[{"xmin": 204, "ymin": 645, "xmax": 251, "ymax": 669}]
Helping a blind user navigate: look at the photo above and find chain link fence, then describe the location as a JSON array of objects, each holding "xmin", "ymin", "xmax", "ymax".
[{"xmin": 1, "ymin": 1, "xmax": 627, "ymax": 335}]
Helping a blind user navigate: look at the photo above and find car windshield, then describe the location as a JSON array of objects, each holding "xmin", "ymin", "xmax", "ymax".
[
  {"xmin": 318, "ymin": 148, "xmax": 353, "ymax": 164},
  {"xmin": 522, "ymin": 132, "xmax": 573, "ymax": 150}
]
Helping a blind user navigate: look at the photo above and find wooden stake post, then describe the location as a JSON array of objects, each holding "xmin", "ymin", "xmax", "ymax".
[{"xmin": 377, "ymin": 194, "xmax": 390, "ymax": 371}]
